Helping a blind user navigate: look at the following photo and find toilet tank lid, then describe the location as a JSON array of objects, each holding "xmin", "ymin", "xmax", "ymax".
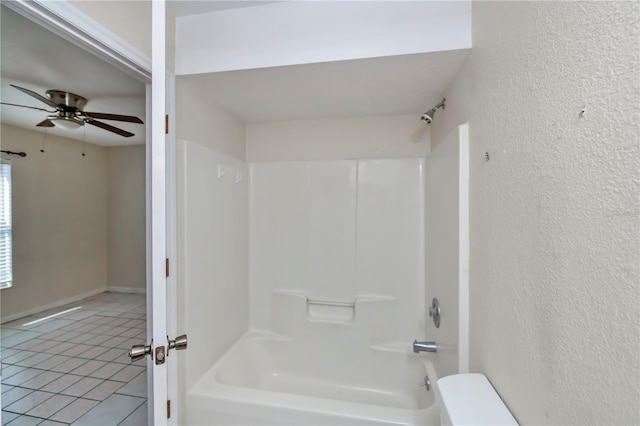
[{"xmin": 437, "ymin": 374, "xmax": 518, "ymax": 425}]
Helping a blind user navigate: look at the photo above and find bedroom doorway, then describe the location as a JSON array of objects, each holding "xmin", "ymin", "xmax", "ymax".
[{"xmin": 0, "ymin": 4, "xmax": 153, "ymax": 424}]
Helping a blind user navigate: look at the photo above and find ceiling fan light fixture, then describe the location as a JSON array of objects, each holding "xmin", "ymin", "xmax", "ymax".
[{"xmin": 49, "ymin": 116, "xmax": 84, "ymax": 129}]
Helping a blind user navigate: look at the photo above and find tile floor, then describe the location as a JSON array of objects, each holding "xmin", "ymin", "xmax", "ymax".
[{"xmin": 1, "ymin": 292, "xmax": 147, "ymax": 425}]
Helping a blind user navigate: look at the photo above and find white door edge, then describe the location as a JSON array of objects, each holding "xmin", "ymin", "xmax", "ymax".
[
  {"xmin": 165, "ymin": 73, "xmax": 179, "ymax": 424},
  {"xmin": 151, "ymin": 2, "xmax": 168, "ymax": 424}
]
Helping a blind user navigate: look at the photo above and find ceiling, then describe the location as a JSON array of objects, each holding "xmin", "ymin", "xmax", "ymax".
[
  {"xmin": 1, "ymin": 2, "xmax": 468, "ymax": 144},
  {"xmin": 184, "ymin": 49, "xmax": 469, "ymax": 122},
  {"xmin": 0, "ymin": 6, "xmax": 146, "ymax": 147},
  {"xmin": 167, "ymin": 1, "xmax": 281, "ymax": 17}
]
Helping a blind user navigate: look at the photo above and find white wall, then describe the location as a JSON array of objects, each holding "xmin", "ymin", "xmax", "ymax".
[
  {"xmin": 0, "ymin": 124, "xmax": 146, "ymax": 320},
  {"xmin": 432, "ymin": 2, "xmax": 640, "ymax": 423},
  {"xmin": 247, "ymin": 115, "xmax": 429, "ymax": 162},
  {"xmin": 178, "ymin": 142, "xmax": 249, "ymax": 393},
  {"xmin": 0, "ymin": 124, "xmax": 107, "ymax": 318},
  {"xmin": 68, "ymin": 0, "xmax": 151, "ymax": 59},
  {"xmin": 165, "ymin": 7, "xmax": 176, "ymax": 74},
  {"xmin": 250, "ymin": 158, "xmax": 425, "ymax": 344},
  {"xmin": 176, "ymin": 76, "xmax": 246, "ymax": 160},
  {"xmin": 106, "ymin": 145, "xmax": 146, "ymax": 290},
  {"xmin": 176, "ymin": 70, "xmax": 249, "ymax": 425},
  {"xmin": 175, "ymin": 1, "xmax": 470, "ymax": 74},
  {"xmin": 68, "ymin": 0, "xmax": 176, "ymax": 72}
]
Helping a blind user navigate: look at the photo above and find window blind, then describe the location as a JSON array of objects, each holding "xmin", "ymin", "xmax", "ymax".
[{"xmin": 0, "ymin": 159, "xmax": 13, "ymax": 289}]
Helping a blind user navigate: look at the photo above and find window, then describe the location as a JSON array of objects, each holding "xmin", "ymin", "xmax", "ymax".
[{"xmin": 0, "ymin": 159, "xmax": 12, "ymax": 289}]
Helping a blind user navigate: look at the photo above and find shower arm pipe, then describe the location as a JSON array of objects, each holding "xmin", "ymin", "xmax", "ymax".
[{"xmin": 432, "ymin": 98, "xmax": 446, "ymax": 111}]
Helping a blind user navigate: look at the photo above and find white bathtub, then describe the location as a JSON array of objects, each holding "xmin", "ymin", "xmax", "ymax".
[{"xmin": 187, "ymin": 331, "xmax": 441, "ymax": 425}]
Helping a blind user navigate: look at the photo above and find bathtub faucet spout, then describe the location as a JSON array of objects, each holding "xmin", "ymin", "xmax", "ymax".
[{"xmin": 413, "ymin": 340, "xmax": 437, "ymax": 353}]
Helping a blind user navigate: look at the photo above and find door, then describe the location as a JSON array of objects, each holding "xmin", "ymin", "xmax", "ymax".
[
  {"xmin": 117, "ymin": 3, "xmax": 174, "ymax": 422},
  {"xmin": 424, "ymin": 123, "xmax": 469, "ymax": 378}
]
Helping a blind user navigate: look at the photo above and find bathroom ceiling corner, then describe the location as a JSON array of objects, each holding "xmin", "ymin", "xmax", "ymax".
[
  {"xmin": 0, "ymin": 6, "xmax": 146, "ymax": 146},
  {"xmin": 181, "ymin": 49, "xmax": 470, "ymax": 123}
]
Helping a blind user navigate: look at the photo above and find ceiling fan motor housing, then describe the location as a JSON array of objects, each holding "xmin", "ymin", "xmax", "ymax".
[{"xmin": 46, "ymin": 90, "xmax": 87, "ymax": 112}]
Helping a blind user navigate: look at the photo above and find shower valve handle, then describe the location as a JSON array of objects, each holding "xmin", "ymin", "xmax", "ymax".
[{"xmin": 429, "ymin": 297, "xmax": 441, "ymax": 328}]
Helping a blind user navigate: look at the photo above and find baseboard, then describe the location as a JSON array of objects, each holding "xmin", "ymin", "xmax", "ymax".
[
  {"xmin": 106, "ymin": 286, "xmax": 146, "ymax": 294},
  {"xmin": 1, "ymin": 287, "xmax": 107, "ymax": 324}
]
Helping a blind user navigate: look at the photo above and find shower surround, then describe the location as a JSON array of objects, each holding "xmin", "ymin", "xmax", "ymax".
[
  {"xmin": 179, "ymin": 139, "xmax": 432, "ymax": 424},
  {"xmin": 250, "ymin": 158, "xmax": 425, "ymax": 341}
]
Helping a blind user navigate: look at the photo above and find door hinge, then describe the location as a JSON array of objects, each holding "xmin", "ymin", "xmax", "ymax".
[
  {"xmin": 165, "ymin": 258, "xmax": 170, "ymax": 277},
  {"xmin": 167, "ymin": 400, "xmax": 171, "ymax": 418},
  {"xmin": 165, "ymin": 114, "xmax": 169, "ymax": 134}
]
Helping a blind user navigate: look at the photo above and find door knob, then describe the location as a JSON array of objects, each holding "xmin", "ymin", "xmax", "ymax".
[
  {"xmin": 168, "ymin": 334, "xmax": 187, "ymax": 353},
  {"xmin": 129, "ymin": 344, "xmax": 152, "ymax": 361}
]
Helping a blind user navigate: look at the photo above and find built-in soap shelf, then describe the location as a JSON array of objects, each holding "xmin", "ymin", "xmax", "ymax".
[
  {"xmin": 217, "ymin": 164, "xmax": 243, "ymax": 184},
  {"xmin": 270, "ymin": 290, "xmax": 401, "ymax": 344},
  {"xmin": 307, "ymin": 298, "xmax": 355, "ymax": 323},
  {"xmin": 271, "ymin": 289, "xmax": 396, "ymax": 325}
]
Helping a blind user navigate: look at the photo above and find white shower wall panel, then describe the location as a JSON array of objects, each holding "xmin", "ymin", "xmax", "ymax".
[
  {"xmin": 250, "ymin": 158, "xmax": 425, "ymax": 341},
  {"xmin": 356, "ymin": 159, "xmax": 425, "ymax": 341},
  {"xmin": 250, "ymin": 162, "xmax": 311, "ymax": 327},
  {"xmin": 424, "ymin": 125, "xmax": 469, "ymax": 378},
  {"xmin": 179, "ymin": 141, "xmax": 249, "ymax": 391},
  {"xmin": 250, "ymin": 161, "xmax": 359, "ymax": 325},
  {"xmin": 308, "ymin": 162, "xmax": 357, "ymax": 302}
]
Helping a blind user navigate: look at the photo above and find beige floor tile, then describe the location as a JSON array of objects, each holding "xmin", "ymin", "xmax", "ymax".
[
  {"xmin": 40, "ymin": 374, "xmax": 84, "ymax": 393},
  {"xmin": 20, "ymin": 371, "xmax": 63, "ymax": 390},
  {"xmin": 4, "ymin": 390, "xmax": 54, "ymax": 414},
  {"xmin": 82, "ymin": 380, "xmax": 125, "ymax": 401},
  {"xmin": 49, "ymin": 398, "xmax": 99, "ymax": 423},
  {"xmin": 60, "ymin": 377, "xmax": 103, "ymax": 397},
  {"xmin": 25, "ymin": 393, "xmax": 75, "ymax": 418},
  {"xmin": 1, "ymin": 292, "xmax": 147, "ymax": 423}
]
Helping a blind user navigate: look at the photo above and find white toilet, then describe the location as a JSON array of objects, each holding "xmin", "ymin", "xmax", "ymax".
[{"xmin": 438, "ymin": 373, "xmax": 518, "ymax": 425}]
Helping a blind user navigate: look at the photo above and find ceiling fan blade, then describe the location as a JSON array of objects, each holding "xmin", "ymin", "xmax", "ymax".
[
  {"xmin": 86, "ymin": 119, "xmax": 134, "ymax": 137},
  {"xmin": 36, "ymin": 119, "xmax": 55, "ymax": 127},
  {"xmin": 10, "ymin": 84, "xmax": 59, "ymax": 109},
  {"xmin": 0, "ymin": 101, "xmax": 55, "ymax": 113},
  {"xmin": 83, "ymin": 112, "xmax": 143, "ymax": 124}
]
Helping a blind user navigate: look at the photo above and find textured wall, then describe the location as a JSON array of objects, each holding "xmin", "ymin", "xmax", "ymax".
[
  {"xmin": 0, "ymin": 124, "xmax": 107, "ymax": 318},
  {"xmin": 431, "ymin": 2, "xmax": 640, "ymax": 424},
  {"xmin": 106, "ymin": 145, "xmax": 145, "ymax": 289}
]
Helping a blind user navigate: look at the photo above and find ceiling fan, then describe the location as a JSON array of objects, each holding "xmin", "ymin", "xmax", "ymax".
[{"xmin": 1, "ymin": 84, "xmax": 143, "ymax": 137}]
